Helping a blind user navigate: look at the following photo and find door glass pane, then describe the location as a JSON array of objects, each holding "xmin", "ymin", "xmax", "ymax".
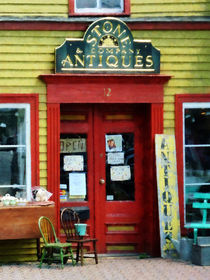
[
  {"xmin": 60, "ymin": 134, "xmax": 87, "ymax": 202},
  {"xmin": 101, "ymin": 0, "xmax": 121, "ymax": 8},
  {"xmin": 76, "ymin": 0, "xmax": 97, "ymax": 9},
  {"xmin": 105, "ymin": 133, "xmax": 134, "ymax": 201}
]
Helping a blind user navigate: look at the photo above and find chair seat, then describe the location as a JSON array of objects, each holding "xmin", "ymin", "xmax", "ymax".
[
  {"xmin": 66, "ymin": 238, "xmax": 97, "ymax": 243},
  {"xmin": 45, "ymin": 242, "xmax": 73, "ymax": 248}
]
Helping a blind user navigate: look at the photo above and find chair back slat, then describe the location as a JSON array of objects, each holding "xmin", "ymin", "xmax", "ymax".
[
  {"xmin": 61, "ymin": 208, "xmax": 80, "ymax": 240},
  {"xmin": 38, "ymin": 216, "xmax": 57, "ymax": 245}
]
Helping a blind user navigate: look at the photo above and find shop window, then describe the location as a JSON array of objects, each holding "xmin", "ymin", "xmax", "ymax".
[
  {"xmin": 176, "ymin": 95, "xmax": 210, "ymax": 227},
  {"xmin": 184, "ymin": 103, "xmax": 210, "ymax": 224},
  {"xmin": 0, "ymin": 95, "xmax": 39, "ymax": 202},
  {"xmin": 69, "ymin": 0, "xmax": 130, "ymax": 15}
]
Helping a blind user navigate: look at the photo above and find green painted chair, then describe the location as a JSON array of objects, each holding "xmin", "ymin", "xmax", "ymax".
[{"xmin": 38, "ymin": 216, "xmax": 75, "ymax": 268}]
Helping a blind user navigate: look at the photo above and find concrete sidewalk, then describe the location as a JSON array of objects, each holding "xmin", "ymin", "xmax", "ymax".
[{"xmin": 0, "ymin": 256, "xmax": 210, "ymax": 280}]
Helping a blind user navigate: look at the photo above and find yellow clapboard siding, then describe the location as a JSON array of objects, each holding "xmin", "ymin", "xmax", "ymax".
[
  {"xmin": 131, "ymin": 11, "xmax": 210, "ymax": 17},
  {"xmin": 0, "ymin": 5, "xmax": 67, "ymax": 13},
  {"xmin": 40, "ymin": 169, "xmax": 47, "ymax": 178},
  {"xmin": 0, "ymin": 53, "xmax": 54, "ymax": 62},
  {"xmin": 39, "ymin": 136, "xmax": 47, "ymax": 145},
  {"xmin": 161, "ymin": 47, "xmax": 210, "ymax": 55},
  {"xmin": 40, "ymin": 178, "xmax": 47, "ymax": 186},
  {"xmin": 167, "ymin": 79, "xmax": 210, "ymax": 87},
  {"xmin": 164, "ymin": 128, "xmax": 175, "ymax": 135},
  {"xmin": 40, "ymin": 161, "xmax": 47, "ymax": 170},
  {"xmin": 164, "ymin": 120, "xmax": 175, "ymax": 127},
  {"xmin": 39, "ymin": 127, "xmax": 47, "ymax": 136},
  {"xmin": 161, "ymin": 55, "xmax": 210, "ymax": 62},
  {"xmin": 0, "ymin": 239, "xmax": 38, "ymax": 262},
  {"xmin": 1, "ymin": 0, "xmax": 67, "ymax": 3},
  {"xmin": 0, "ymin": 70, "xmax": 51, "ymax": 78},
  {"xmin": 161, "ymin": 71, "xmax": 210, "ymax": 79},
  {"xmin": 131, "ymin": 3, "xmax": 210, "ymax": 13},
  {"xmin": 0, "ymin": 62, "xmax": 54, "ymax": 70},
  {"xmin": 0, "ymin": 78, "xmax": 44, "ymax": 86},
  {"xmin": 0, "ymin": 87, "xmax": 46, "ymax": 94},
  {"xmin": 132, "ymin": 30, "xmax": 210, "ymax": 39},
  {"xmin": 39, "ymin": 145, "xmax": 47, "ymax": 153},
  {"xmin": 0, "ymin": 30, "xmax": 83, "ymax": 38},
  {"xmin": 164, "ymin": 112, "xmax": 175, "ymax": 120},
  {"xmin": 39, "ymin": 111, "xmax": 47, "ymax": 119},
  {"xmin": 39, "ymin": 119, "xmax": 47, "ymax": 128},
  {"xmin": 161, "ymin": 62, "xmax": 210, "ymax": 71},
  {"xmin": 131, "ymin": 0, "xmax": 209, "ymax": 3}
]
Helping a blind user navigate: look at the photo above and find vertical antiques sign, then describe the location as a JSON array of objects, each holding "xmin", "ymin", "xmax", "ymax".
[
  {"xmin": 155, "ymin": 135, "xmax": 181, "ymax": 258},
  {"xmin": 55, "ymin": 17, "xmax": 160, "ymax": 74}
]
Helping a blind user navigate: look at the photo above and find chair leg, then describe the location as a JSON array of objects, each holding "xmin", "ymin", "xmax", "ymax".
[
  {"xmin": 39, "ymin": 248, "xmax": 47, "ymax": 268},
  {"xmin": 80, "ymin": 243, "xmax": 84, "ymax": 266},
  {"xmin": 60, "ymin": 248, "xmax": 64, "ymax": 269},
  {"xmin": 93, "ymin": 241, "xmax": 98, "ymax": 264},
  {"xmin": 69, "ymin": 247, "xmax": 76, "ymax": 266},
  {"xmin": 76, "ymin": 243, "xmax": 80, "ymax": 263}
]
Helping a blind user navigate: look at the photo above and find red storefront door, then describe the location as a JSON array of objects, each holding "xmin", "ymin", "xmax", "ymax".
[{"xmin": 60, "ymin": 104, "xmax": 144, "ymax": 253}]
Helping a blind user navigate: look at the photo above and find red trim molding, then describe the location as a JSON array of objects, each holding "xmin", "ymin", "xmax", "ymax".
[
  {"xmin": 0, "ymin": 94, "xmax": 39, "ymax": 187},
  {"xmin": 175, "ymin": 93, "xmax": 210, "ymax": 234},
  {"xmin": 0, "ymin": 21, "xmax": 209, "ymax": 31},
  {"xmin": 40, "ymin": 73, "xmax": 171, "ymax": 104}
]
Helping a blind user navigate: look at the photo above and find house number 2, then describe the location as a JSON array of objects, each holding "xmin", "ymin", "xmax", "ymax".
[{"xmin": 104, "ymin": 88, "xmax": 112, "ymax": 97}]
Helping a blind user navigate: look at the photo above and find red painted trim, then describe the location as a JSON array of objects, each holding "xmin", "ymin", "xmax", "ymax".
[
  {"xmin": 40, "ymin": 74, "xmax": 171, "ymax": 104},
  {"xmin": 68, "ymin": 0, "xmax": 130, "ymax": 16},
  {"xmin": 0, "ymin": 21, "xmax": 209, "ymax": 31},
  {"xmin": 0, "ymin": 94, "xmax": 39, "ymax": 187},
  {"xmin": 47, "ymin": 104, "xmax": 60, "ymax": 232},
  {"xmin": 175, "ymin": 93, "xmax": 210, "ymax": 235}
]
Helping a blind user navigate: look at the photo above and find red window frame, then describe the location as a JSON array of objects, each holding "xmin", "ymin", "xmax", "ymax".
[
  {"xmin": 175, "ymin": 94, "xmax": 210, "ymax": 233},
  {"xmin": 68, "ymin": 0, "xmax": 130, "ymax": 16},
  {"xmin": 0, "ymin": 94, "xmax": 39, "ymax": 188}
]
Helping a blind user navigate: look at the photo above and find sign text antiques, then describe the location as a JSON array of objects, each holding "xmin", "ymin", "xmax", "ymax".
[
  {"xmin": 55, "ymin": 18, "xmax": 160, "ymax": 74},
  {"xmin": 155, "ymin": 135, "xmax": 181, "ymax": 258}
]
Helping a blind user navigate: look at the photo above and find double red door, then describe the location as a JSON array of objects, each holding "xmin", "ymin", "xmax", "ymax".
[{"xmin": 60, "ymin": 104, "xmax": 146, "ymax": 253}]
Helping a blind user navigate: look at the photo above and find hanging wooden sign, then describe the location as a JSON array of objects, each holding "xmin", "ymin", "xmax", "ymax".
[
  {"xmin": 55, "ymin": 17, "xmax": 160, "ymax": 74},
  {"xmin": 155, "ymin": 134, "xmax": 181, "ymax": 258}
]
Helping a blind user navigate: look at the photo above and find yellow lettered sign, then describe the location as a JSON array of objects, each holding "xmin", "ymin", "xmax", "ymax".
[{"xmin": 155, "ymin": 135, "xmax": 181, "ymax": 258}]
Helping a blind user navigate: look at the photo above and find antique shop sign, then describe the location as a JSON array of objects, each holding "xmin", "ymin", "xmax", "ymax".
[
  {"xmin": 55, "ymin": 17, "xmax": 160, "ymax": 74},
  {"xmin": 155, "ymin": 135, "xmax": 181, "ymax": 258}
]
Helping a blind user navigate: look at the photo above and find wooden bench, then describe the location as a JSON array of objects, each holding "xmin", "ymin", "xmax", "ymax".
[{"xmin": 185, "ymin": 193, "xmax": 210, "ymax": 245}]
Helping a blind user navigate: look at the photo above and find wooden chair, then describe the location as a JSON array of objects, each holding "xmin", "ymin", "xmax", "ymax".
[
  {"xmin": 38, "ymin": 216, "xmax": 75, "ymax": 268},
  {"xmin": 61, "ymin": 208, "xmax": 98, "ymax": 266}
]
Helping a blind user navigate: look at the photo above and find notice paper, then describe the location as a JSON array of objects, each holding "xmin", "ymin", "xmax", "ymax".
[
  {"xmin": 110, "ymin": 165, "xmax": 131, "ymax": 181},
  {"xmin": 64, "ymin": 155, "xmax": 84, "ymax": 171},
  {"xmin": 69, "ymin": 172, "xmax": 86, "ymax": 196}
]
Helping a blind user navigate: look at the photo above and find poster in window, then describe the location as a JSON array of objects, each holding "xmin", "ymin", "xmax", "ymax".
[
  {"xmin": 69, "ymin": 172, "xmax": 86, "ymax": 196},
  {"xmin": 106, "ymin": 135, "xmax": 122, "ymax": 152},
  {"xmin": 107, "ymin": 152, "xmax": 124, "ymax": 165},
  {"xmin": 64, "ymin": 155, "xmax": 84, "ymax": 171},
  {"xmin": 110, "ymin": 165, "xmax": 131, "ymax": 181}
]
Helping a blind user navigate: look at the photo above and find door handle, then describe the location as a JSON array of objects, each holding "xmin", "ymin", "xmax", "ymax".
[{"xmin": 99, "ymin": 178, "xmax": 105, "ymax": 185}]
